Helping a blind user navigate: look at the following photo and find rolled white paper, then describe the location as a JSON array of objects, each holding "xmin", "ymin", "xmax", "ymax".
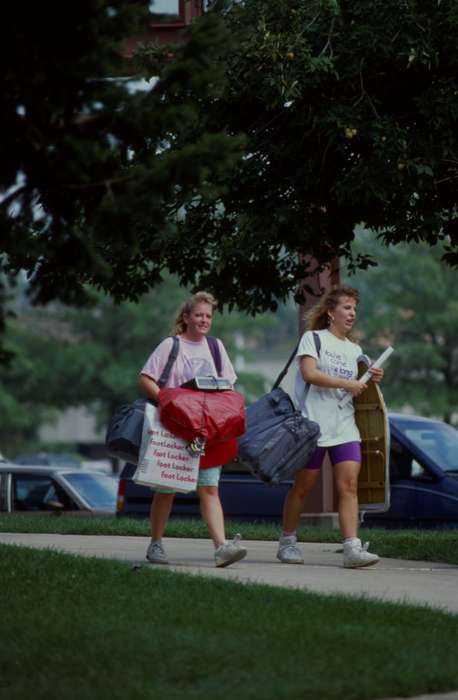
[{"xmin": 338, "ymin": 346, "xmax": 394, "ymax": 409}]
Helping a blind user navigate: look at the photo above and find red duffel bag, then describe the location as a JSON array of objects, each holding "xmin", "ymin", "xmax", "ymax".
[
  {"xmin": 199, "ymin": 439, "xmax": 238, "ymax": 469},
  {"xmin": 158, "ymin": 388, "xmax": 246, "ymax": 468}
]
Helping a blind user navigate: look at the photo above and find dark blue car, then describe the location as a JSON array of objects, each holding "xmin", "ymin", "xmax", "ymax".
[
  {"xmin": 363, "ymin": 413, "xmax": 458, "ymax": 528},
  {"xmin": 116, "ymin": 414, "xmax": 458, "ymax": 527}
]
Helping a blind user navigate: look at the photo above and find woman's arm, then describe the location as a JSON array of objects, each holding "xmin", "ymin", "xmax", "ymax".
[
  {"xmin": 139, "ymin": 374, "xmax": 161, "ymax": 402},
  {"xmin": 300, "ymin": 356, "xmax": 367, "ymax": 396}
]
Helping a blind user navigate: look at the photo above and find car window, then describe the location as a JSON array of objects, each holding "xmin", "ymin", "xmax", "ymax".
[
  {"xmin": 63, "ymin": 472, "xmax": 117, "ymax": 510},
  {"xmin": 12, "ymin": 475, "xmax": 75, "ymax": 511},
  {"xmin": 389, "ymin": 438, "xmax": 428, "ymax": 481},
  {"xmin": 396, "ymin": 420, "xmax": 458, "ymax": 473}
]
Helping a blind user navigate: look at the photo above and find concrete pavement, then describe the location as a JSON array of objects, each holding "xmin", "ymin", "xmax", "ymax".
[{"xmin": 1, "ymin": 532, "xmax": 458, "ymax": 614}]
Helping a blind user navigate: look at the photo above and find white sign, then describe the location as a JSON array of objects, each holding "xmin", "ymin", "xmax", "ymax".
[{"xmin": 133, "ymin": 403, "xmax": 199, "ymax": 493}]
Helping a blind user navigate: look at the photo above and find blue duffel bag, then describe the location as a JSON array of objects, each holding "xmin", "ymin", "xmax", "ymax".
[
  {"xmin": 237, "ymin": 337, "xmax": 321, "ymax": 484},
  {"xmin": 237, "ymin": 388, "xmax": 320, "ymax": 484}
]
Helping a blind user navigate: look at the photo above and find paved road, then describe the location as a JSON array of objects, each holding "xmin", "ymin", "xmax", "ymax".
[{"xmin": 1, "ymin": 532, "xmax": 458, "ymax": 615}]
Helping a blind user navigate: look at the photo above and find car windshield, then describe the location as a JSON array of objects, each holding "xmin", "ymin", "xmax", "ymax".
[
  {"xmin": 396, "ymin": 419, "xmax": 458, "ymax": 473},
  {"xmin": 63, "ymin": 472, "xmax": 118, "ymax": 510}
]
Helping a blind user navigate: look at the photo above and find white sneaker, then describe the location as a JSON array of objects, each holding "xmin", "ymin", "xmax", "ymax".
[
  {"xmin": 146, "ymin": 540, "xmax": 169, "ymax": 565},
  {"xmin": 277, "ymin": 534, "xmax": 304, "ymax": 564},
  {"xmin": 343, "ymin": 539, "xmax": 379, "ymax": 569},
  {"xmin": 215, "ymin": 534, "xmax": 247, "ymax": 568}
]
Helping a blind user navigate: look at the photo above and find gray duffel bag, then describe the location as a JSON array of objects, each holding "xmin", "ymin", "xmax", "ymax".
[
  {"xmin": 237, "ymin": 337, "xmax": 321, "ymax": 484},
  {"xmin": 237, "ymin": 388, "xmax": 320, "ymax": 484}
]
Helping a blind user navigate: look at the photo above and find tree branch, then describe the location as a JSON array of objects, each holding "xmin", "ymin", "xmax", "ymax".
[
  {"xmin": 319, "ymin": 17, "xmax": 336, "ymax": 58},
  {"xmin": 353, "ymin": 59, "xmax": 380, "ymax": 119}
]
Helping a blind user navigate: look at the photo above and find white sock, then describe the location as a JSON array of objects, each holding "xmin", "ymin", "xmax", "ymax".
[
  {"xmin": 282, "ymin": 531, "xmax": 296, "ymax": 539},
  {"xmin": 343, "ymin": 537, "xmax": 360, "ymax": 547}
]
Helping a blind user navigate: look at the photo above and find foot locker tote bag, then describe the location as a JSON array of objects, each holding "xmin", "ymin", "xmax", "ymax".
[{"xmin": 133, "ymin": 403, "xmax": 200, "ymax": 493}]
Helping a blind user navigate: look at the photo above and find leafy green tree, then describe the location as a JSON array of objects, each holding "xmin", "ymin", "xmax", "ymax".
[
  {"xmin": 135, "ymin": 0, "xmax": 458, "ymax": 311},
  {"xmin": 2, "ymin": 0, "xmax": 458, "ymax": 339},
  {"xmin": 345, "ymin": 232, "xmax": 458, "ymax": 424}
]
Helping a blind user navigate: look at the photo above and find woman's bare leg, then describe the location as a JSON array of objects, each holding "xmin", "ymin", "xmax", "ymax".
[
  {"xmin": 150, "ymin": 492, "xmax": 175, "ymax": 540},
  {"xmin": 282, "ymin": 469, "xmax": 321, "ymax": 532},
  {"xmin": 198, "ymin": 485, "xmax": 226, "ymax": 547},
  {"xmin": 333, "ymin": 460, "xmax": 361, "ymax": 539}
]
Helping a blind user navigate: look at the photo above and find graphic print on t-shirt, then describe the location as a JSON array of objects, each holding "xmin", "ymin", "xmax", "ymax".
[
  {"xmin": 323, "ymin": 348, "xmax": 355, "ymax": 382},
  {"xmin": 294, "ymin": 329, "xmax": 362, "ymax": 446},
  {"xmin": 182, "ymin": 356, "xmax": 215, "ymax": 382}
]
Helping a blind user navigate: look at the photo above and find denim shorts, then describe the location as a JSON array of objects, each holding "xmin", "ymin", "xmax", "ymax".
[
  {"xmin": 154, "ymin": 466, "xmax": 222, "ymax": 494},
  {"xmin": 305, "ymin": 442, "xmax": 361, "ymax": 470}
]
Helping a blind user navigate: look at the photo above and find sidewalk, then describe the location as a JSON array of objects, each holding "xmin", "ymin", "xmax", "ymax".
[{"xmin": 1, "ymin": 532, "xmax": 458, "ymax": 615}]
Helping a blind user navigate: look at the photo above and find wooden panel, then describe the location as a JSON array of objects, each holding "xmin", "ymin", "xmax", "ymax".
[{"xmin": 354, "ymin": 362, "xmax": 390, "ymax": 509}]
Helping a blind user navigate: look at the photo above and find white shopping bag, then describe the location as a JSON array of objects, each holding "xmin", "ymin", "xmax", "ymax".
[{"xmin": 133, "ymin": 403, "xmax": 200, "ymax": 493}]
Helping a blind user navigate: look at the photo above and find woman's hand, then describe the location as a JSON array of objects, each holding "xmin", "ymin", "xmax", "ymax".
[
  {"xmin": 369, "ymin": 367, "xmax": 384, "ymax": 383},
  {"xmin": 345, "ymin": 379, "xmax": 368, "ymax": 396}
]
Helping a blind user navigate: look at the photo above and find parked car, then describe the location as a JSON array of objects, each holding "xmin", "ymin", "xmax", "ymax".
[
  {"xmin": 116, "ymin": 460, "xmax": 292, "ymax": 522},
  {"xmin": 116, "ymin": 414, "xmax": 458, "ymax": 527},
  {"xmin": 363, "ymin": 413, "xmax": 458, "ymax": 528},
  {"xmin": 0, "ymin": 464, "xmax": 118, "ymax": 514}
]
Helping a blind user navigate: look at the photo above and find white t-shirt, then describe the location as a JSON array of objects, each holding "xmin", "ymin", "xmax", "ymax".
[
  {"xmin": 140, "ymin": 336, "xmax": 237, "ymax": 388},
  {"xmin": 294, "ymin": 329, "xmax": 363, "ymax": 447}
]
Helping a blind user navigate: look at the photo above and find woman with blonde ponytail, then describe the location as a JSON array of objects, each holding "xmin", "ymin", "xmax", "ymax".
[{"xmin": 139, "ymin": 291, "xmax": 247, "ymax": 568}]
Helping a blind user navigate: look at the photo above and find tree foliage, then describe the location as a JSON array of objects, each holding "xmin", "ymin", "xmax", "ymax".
[
  {"xmin": 0, "ymin": 2, "xmax": 243, "ymax": 316},
  {"xmin": 346, "ymin": 232, "xmax": 458, "ymax": 424},
  {"xmin": 163, "ymin": 0, "xmax": 458, "ymax": 311},
  {"xmin": 1, "ymin": 0, "xmax": 458, "ymax": 332}
]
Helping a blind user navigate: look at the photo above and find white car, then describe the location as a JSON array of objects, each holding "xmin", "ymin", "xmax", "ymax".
[{"xmin": 0, "ymin": 464, "xmax": 118, "ymax": 514}]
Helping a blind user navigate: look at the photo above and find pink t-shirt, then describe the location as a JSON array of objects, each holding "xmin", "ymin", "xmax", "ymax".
[{"xmin": 140, "ymin": 336, "xmax": 237, "ymax": 388}]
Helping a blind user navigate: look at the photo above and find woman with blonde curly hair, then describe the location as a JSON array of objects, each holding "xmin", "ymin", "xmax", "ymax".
[
  {"xmin": 277, "ymin": 286, "xmax": 384, "ymax": 568},
  {"xmin": 139, "ymin": 291, "xmax": 247, "ymax": 568}
]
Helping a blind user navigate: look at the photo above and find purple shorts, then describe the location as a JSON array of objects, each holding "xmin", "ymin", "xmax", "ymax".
[{"xmin": 305, "ymin": 442, "xmax": 361, "ymax": 470}]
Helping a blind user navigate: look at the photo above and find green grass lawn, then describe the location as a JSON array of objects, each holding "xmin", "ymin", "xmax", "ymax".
[
  {"xmin": 1, "ymin": 513, "xmax": 458, "ymax": 564},
  {"xmin": 1, "ymin": 544, "xmax": 457, "ymax": 700}
]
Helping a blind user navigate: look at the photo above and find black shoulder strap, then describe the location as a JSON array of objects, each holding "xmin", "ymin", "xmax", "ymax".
[
  {"xmin": 272, "ymin": 343, "xmax": 299, "ymax": 390},
  {"xmin": 206, "ymin": 336, "xmax": 223, "ymax": 377},
  {"xmin": 272, "ymin": 331, "xmax": 321, "ymax": 390},
  {"xmin": 157, "ymin": 336, "xmax": 180, "ymax": 388},
  {"xmin": 157, "ymin": 335, "xmax": 223, "ymax": 387},
  {"xmin": 313, "ymin": 331, "xmax": 321, "ymax": 357}
]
